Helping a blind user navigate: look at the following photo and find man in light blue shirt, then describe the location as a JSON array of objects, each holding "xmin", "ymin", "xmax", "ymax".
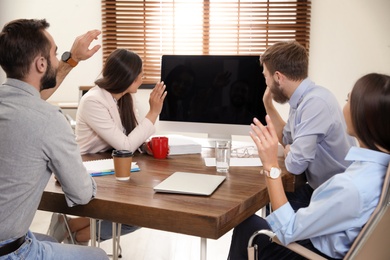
[
  {"xmin": 261, "ymin": 41, "xmax": 355, "ymax": 210},
  {"xmin": 283, "ymin": 78, "xmax": 355, "ymax": 190}
]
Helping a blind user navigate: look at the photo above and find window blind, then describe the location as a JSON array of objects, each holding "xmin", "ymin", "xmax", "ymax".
[{"xmin": 101, "ymin": 0, "xmax": 311, "ymax": 85}]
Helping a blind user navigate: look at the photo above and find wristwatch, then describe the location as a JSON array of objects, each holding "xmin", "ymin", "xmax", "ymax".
[
  {"xmin": 61, "ymin": 51, "xmax": 78, "ymax": 67},
  {"xmin": 261, "ymin": 167, "xmax": 282, "ymax": 179}
]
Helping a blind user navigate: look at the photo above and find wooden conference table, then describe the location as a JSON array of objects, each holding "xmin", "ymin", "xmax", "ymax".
[{"xmin": 39, "ymin": 149, "xmax": 294, "ymax": 259}]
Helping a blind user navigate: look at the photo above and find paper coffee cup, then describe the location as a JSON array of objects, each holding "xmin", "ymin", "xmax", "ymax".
[{"xmin": 112, "ymin": 150, "xmax": 133, "ymax": 181}]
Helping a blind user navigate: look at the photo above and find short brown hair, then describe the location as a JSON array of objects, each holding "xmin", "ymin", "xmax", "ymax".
[
  {"xmin": 0, "ymin": 19, "xmax": 51, "ymax": 80},
  {"xmin": 260, "ymin": 41, "xmax": 308, "ymax": 81},
  {"xmin": 350, "ymin": 73, "xmax": 390, "ymax": 152}
]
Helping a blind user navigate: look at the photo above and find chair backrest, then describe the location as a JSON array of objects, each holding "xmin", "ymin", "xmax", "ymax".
[
  {"xmin": 79, "ymin": 85, "xmax": 93, "ymax": 100},
  {"xmin": 344, "ymin": 162, "xmax": 390, "ymax": 259}
]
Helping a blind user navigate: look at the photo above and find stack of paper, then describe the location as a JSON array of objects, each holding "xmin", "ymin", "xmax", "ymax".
[
  {"xmin": 83, "ymin": 159, "xmax": 140, "ymax": 177},
  {"xmin": 166, "ymin": 134, "xmax": 202, "ymax": 155}
]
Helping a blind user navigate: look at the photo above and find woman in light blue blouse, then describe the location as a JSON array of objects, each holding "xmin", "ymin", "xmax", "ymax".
[{"xmin": 228, "ymin": 73, "xmax": 390, "ymax": 260}]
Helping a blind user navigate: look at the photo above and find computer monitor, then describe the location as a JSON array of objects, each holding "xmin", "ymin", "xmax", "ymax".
[{"xmin": 158, "ymin": 55, "xmax": 267, "ymax": 144}]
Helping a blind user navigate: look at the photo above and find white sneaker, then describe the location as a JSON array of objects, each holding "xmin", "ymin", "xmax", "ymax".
[{"xmin": 47, "ymin": 213, "xmax": 69, "ymax": 243}]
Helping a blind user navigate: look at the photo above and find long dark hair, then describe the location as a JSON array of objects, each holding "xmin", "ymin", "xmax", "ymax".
[
  {"xmin": 350, "ymin": 73, "xmax": 390, "ymax": 152},
  {"xmin": 95, "ymin": 49, "xmax": 142, "ymax": 135},
  {"xmin": 0, "ymin": 19, "xmax": 51, "ymax": 79}
]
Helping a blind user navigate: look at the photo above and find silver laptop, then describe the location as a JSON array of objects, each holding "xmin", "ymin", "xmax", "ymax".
[{"xmin": 154, "ymin": 172, "xmax": 226, "ymax": 196}]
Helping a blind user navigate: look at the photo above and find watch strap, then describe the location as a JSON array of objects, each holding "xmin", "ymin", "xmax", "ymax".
[
  {"xmin": 260, "ymin": 169, "xmax": 270, "ymax": 177},
  {"xmin": 66, "ymin": 57, "xmax": 78, "ymax": 67},
  {"xmin": 261, "ymin": 167, "xmax": 281, "ymax": 179},
  {"xmin": 62, "ymin": 51, "xmax": 78, "ymax": 67}
]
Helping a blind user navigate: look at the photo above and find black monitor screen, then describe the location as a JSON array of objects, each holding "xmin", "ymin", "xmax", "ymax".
[{"xmin": 160, "ymin": 55, "xmax": 267, "ymax": 126}]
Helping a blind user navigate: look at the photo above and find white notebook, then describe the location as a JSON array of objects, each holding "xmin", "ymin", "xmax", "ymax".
[
  {"xmin": 83, "ymin": 159, "xmax": 139, "ymax": 175},
  {"xmin": 154, "ymin": 172, "xmax": 226, "ymax": 196}
]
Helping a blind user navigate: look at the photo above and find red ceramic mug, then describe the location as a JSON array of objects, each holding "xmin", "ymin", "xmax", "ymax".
[{"xmin": 147, "ymin": 137, "xmax": 169, "ymax": 159}]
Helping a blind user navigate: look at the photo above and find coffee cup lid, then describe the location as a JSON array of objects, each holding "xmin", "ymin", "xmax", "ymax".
[{"xmin": 112, "ymin": 150, "xmax": 133, "ymax": 157}]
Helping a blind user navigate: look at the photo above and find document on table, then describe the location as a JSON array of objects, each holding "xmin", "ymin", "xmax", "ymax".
[
  {"xmin": 83, "ymin": 158, "xmax": 140, "ymax": 176},
  {"xmin": 204, "ymin": 157, "xmax": 262, "ymax": 167}
]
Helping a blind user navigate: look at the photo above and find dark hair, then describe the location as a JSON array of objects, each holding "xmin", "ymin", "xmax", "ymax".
[
  {"xmin": 95, "ymin": 49, "xmax": 142, "ymax": 135},
  {"xmin": 350, "ymin": 73, "xmax": 390, "ymax": 152},
  {"xmin": 0, "ymin": 19, "xmax": 51, "ymax": 79},
  {"xmin": 260, "ymin": 41, "xmax": 308, "ymax": 81}
]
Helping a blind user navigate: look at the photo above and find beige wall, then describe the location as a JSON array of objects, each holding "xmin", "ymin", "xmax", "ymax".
[
  {"xmin": 0, "ymin": 0, "xmax": 103, "ymax": 102},
  {"xmin": 1, "ymin": 0, "xmax": 389, "ymax": 126}
]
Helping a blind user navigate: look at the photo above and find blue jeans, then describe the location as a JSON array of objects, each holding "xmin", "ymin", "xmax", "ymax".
[{"xmin": 0, "ymin": 231, "xmax": 108, "ymax": 260}]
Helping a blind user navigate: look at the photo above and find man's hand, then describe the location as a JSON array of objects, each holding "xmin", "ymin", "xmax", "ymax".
[
  {"xmin": 70, "ymin": 30, "xmax": 101, "ymax": 62},
  {"xmin": 41, "ymin": 30, "xmax": 101, "ymax": 100},
  {"xmin": 284, "ymin": 144, "xmax": 291, "ymax": 158},
  {"xmin": 262, "ymin": 87, "xmax": 273, "ymax": 110},
  {"xmin": 261, "ymin": 87, "xmax": 286, "ymax": 145}
]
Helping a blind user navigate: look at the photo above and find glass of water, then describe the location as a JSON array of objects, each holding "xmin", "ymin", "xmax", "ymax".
[{"xmin": 215, "ymin": 140, "xmax": 231, "ymax": 173}]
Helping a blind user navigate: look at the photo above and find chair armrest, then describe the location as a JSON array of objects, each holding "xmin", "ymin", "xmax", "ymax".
[
  {"xmin": 248, "ymin": 229, "xmax": 327, "ymax": 260},
  {"xmin": 273, "ymin": 236, "xmax": 327, "ymax": 260}
]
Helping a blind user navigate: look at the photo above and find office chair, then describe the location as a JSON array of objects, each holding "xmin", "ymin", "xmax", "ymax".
[
  {"xmin": 79, "ymin": 85, "xmax": 93, "ymax": 100},
  {"xmin": 64, "ymin": 114, "xmax": 76, "ymax": 130},
  {"xmin": 62, "ymin": 216, "xmax": 122, "ymax": 258},
  {"xmin": 248, "ymin": 162, "xmax": 390, "ymax": 260}
]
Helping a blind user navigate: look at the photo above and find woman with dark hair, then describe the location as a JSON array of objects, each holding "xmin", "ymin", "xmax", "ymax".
[
  {"xmin": 76, "ymin": 48, "xmax": 166, "ymax": 154},
  {"xmin": 47, "ymin": 49, "xmax": 166, "ymax": 245},
  {"xmin": 228, "ymin": 73, "xmax": 390, "ymax": 259}
]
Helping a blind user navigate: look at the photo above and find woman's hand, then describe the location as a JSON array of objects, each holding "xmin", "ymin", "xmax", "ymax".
[
  {"xmin": 146, "ymin": 81, "xmax": 167, "ymax": 124},
  {"xmin": 250, "ymin": 115, "xmax": 279, "ymax": 171},
  {"xmin": 251, "ymin": 115, "xmax": 288, "ymax": 211}
]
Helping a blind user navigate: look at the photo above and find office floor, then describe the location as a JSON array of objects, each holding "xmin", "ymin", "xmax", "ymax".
[{"xmin": 31, "ymin": 210, "xmax": 234, "ymax": 260}]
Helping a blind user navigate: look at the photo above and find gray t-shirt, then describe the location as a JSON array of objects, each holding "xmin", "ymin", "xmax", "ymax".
[{"xmin": 0, "ymin": 78, "xmax": 96, "ymax": 241}]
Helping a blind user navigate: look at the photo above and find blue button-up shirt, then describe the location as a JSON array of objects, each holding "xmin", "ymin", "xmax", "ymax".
[
  {"xmin": 283, "ymin": 78, "xmax": 356, "ymax": 188},
  {"xmin": 266, "ymin": 147, "xmax": 390, "ymax": 258}
]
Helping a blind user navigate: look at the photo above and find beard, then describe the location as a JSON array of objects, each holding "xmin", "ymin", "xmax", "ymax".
[
  {"xmin": 40, "ymin": 59, "xmax": 57, "ymax": 91},
  {"xmin": 269, "ymin": 80, "xmax": 289, "ymax": 104}
]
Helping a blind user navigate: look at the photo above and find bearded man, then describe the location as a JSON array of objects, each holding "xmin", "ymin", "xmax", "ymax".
[{"xmin": 260, "ymin": 41, "xmax": 355, "ymax": 210}]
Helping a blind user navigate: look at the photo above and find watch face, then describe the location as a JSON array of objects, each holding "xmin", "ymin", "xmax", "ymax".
[
  {"xmin": 61, "ymin": 51, "xmax": 71, "ymax": 62},
  {"xmin": 270, "ymin": 167, "xmax": 281, "ymax": 179}
]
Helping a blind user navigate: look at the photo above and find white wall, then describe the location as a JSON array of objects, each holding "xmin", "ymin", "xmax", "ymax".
[
  {"xmin": 309, "ymin": 0, "xmax": 390, "ymax": 107},
  {"xmin": 0, "ymin": 0, "xmax": 103, "ymax": 102},
  {"xmin": 1, "ymin": 0, "xmax": 389, "ymax": 122}
]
